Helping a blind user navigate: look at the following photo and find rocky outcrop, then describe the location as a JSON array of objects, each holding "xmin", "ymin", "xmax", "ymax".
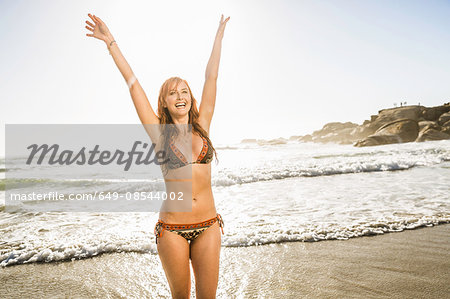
[
  {"xmin": 354, "ymin": 106, "xmax": 422, "ymax": 139},
  {"xmin": 418, "ymin": 120, "xmax": 439, "ymax": 131},
  {"xmin": 354, "ymin": 119, "xmax": 419, "ymax": 147},
  {"xmin": 438, "ymin": 112, "xmax": 450, "ymax": 126},
  {"xmin": 353, "ymin": 135, "xmax": 403, "ymax": 147},
  {"xmin": 354, "ymin": 104, "xmax": 450, "ymax": 146},
  {"xmin": 257, "ymin": 138, "xmax": 288, "ymax": 146},
  {"xmin": 416, "ymin": 125, "xmax": 450, "ymax": 142},
  {"xmin": 294, "ymin": 122, "xmax": 359, "ymax": 145},
  {"xmin": 294, "ymin": 134, "xmax": 312, "ymax": 142},
  {"xmin": 290, "ymin": 103, "xmax": 450, "ymax": 147},
  {"xmin": 422, "ymin": 106, "xmax": 450, "ymax": 121},
  {"xmin": 442, "ymin": 120, "xmax": 450, "ymax": 135}
]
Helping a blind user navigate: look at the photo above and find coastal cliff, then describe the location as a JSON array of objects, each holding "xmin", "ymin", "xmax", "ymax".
[{"xmin": 291, "ymin": 103, "xmax": 450, "ymax": 147}]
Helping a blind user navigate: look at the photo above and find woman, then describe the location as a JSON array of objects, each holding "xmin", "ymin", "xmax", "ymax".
[{"xmin": 85, "ymin": 12, "xmax": 230, "ymax": 298}]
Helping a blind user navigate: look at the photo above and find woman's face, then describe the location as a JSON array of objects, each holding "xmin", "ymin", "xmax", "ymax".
[{"xmin": 165, "ymin": 81, "xmax": 192, "ymax": 118}]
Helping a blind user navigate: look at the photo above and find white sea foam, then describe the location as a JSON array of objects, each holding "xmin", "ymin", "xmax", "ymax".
[{"xmin": 0, "ymin": 140, "xmax": 449, "ymax": 266}]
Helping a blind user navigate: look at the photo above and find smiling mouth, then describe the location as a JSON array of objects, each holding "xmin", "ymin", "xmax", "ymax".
[{"xmin": 175, "ymin": 102, "xmax": 186, "ymax": 109}]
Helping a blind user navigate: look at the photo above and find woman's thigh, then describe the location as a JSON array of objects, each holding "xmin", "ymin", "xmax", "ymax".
[
  {"xmin": 190, "ymin": 222, "xmax": 222, "ymax": 298},
  {"xmin": 157, "ymin": 231, "xmax": 191, "ymax": 298}
]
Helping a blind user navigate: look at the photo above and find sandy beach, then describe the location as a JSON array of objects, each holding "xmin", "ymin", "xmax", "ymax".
[{"xmin": 1, "ymin": 224, "xmax": 448, "ymax": 298}]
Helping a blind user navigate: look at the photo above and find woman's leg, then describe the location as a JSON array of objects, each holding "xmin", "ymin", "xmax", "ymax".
[
  {"xmin": 157, "ymin": 231, "xmax": 191, "ymax": 299},
  {"xmin": 190, "ymin": 221, "xmax": 222, "ymax": 299}
]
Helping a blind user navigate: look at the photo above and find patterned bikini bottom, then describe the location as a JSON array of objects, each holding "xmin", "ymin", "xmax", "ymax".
[{"xmin": 154, "ymin": 213, "xmax": 224, "ymax": 244}]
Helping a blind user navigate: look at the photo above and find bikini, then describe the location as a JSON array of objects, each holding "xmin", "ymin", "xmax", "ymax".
[
  {"xmin": 166, "ymin": 134, "xmax": 214, "ymax": 169},
  {"xmin": 154, "ymin": 214, "xmax": 224, "ymax": 244},
  {"xmin": 154, "ymin": 134, "xmax": 224, "ymax": 244}
]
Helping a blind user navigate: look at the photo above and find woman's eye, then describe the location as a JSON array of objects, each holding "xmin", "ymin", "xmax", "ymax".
[{"xmin": 182, "ymin": 91, "xmax": 187, "ymax": 93}]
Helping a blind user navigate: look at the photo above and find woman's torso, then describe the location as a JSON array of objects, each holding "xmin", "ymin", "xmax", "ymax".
[{"xmin": 158, "ymin": 133, "xmax": 216, "ymax": 223}]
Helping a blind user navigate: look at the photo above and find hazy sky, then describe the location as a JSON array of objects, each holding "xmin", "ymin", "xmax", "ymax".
[{"xmin": 1, "ymin": 0, "xmax": 450, "ymax": 155}]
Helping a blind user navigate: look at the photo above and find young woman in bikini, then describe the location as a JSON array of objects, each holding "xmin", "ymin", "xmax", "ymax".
[{"xmin": 85, "ymin": 12, "xmax": 230, "ymax": 298}]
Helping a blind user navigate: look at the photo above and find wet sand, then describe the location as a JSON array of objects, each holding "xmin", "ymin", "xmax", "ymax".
[{"xmin": 1, "ymin": 224, "xmax": 449, "ymax": 298}]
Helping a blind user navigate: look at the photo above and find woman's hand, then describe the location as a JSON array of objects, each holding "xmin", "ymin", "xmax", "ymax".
[
  {"xmin": 85, "ymin": 13, "xmax": 113, "ymax": 43},
  {"xmin": 215, "ymin": 14, "xmax": 230, "ymax": 41}
]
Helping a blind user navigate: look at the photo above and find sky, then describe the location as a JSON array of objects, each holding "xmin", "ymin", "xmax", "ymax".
[{"xmin": 1, "ymin": 0, "xmax": 450, "ymax": 155}]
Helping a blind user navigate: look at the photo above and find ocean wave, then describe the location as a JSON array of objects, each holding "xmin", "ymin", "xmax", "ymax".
[
  {"xmin": 0, "ymin": 239, "xmax": 156, "ymax": 267},
  {"xmin": 0, "ymin": 159, "xmax": 445, "ymax": 191},
  {"xmin": 212, "ymin": 160, "xmax": 434, "ymax": 187},
  {"xmin": 1, "ymin": 214, "xmax": 448, "ymax": 267},
  {"xmin": 222, "ymin": 215, "xmax": 450, "ymax": 247}
]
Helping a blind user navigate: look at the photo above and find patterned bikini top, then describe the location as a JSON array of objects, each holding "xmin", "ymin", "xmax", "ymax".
[{"xmin": 166, "ymin": 135, "xmax": 214, "ymax": 169}]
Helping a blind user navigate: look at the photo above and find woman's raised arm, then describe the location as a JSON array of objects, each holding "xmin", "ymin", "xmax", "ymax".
[
  {"xmin": 198, "ymin": 14, "xmax": 230, "ymax": 133},
  {"xmin": 85, "ymin": 14, "xmax": 160, "ymax": 141}
]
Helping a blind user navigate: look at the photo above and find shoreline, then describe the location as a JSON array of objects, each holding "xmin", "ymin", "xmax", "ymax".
[{"xmin": 1, "ymin": 224, "xmax": 449, "ymax": 298}]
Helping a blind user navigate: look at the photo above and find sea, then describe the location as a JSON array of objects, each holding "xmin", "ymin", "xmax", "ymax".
[{"xmin": 1, "ymin": 139, "xmax": 449, "ymax": 267}]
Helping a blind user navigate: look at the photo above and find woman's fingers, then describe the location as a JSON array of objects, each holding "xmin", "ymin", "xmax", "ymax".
[
  {"xmin": 223, "ymin": 16, "xmax": 230, "ymax": 25},
  {"xmin": 88, "ymin": 13, "xmax": 98, "ymax": 24},
  {"xmin": 92, "ymin": 15, "xmax": 102, "ymax": 25},
  {"xmin": 215, "ymin": 15, "xmax": 230, "ymax": 39},
  {"xmin": 218, "ymin": 16, "xmax": 230, "ymax": 32},
  {"xmin": 85, "ymin": 20, "xmax": 95, "ymax": 28},
  {"xmin": 94, "ymin": 15, "xmax": 104, "ymax": 24},
  {"xmin": 219, "ymin": 15, "xmax": 230, "ymax": 27},
  {"xmin": 86, "ymin": 13, "xmax": 104, "ymax": 39}
]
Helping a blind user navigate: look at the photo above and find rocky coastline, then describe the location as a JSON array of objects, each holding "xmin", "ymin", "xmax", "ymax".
[
  {"xmin": 243, "ymin": 103, "xmax": 450, "ymax": 147},
  {"xmin": 304, "ymin": 103, "xmax": 450, "ymax": 147}
]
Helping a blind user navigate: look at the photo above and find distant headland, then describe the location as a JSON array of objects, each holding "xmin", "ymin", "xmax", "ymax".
[{"xmin": 241, "ymin": 103, "xmax": 450, "ymax": 147}]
